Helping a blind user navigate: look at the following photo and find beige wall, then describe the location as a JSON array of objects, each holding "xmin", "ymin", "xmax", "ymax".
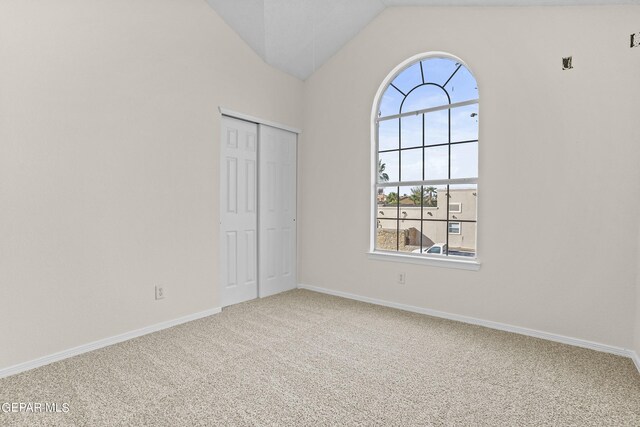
[
  {"xmin": 0, "ymin": 0, "xmax": 303, "ymax": 370},
  {"xmin": 636, "ymin": 229, "xmax": 640, "ymax": 357},
  {"xmin": 299, "ymin": 6, "xmax": 640, "ymax": 349}
]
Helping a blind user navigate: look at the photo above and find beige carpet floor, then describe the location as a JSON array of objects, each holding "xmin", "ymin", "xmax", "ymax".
[{"xmin": 1, "ymin": 289, "xmax": 639, "ymax": 426}]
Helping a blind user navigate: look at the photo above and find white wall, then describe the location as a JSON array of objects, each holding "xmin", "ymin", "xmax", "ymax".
[
  {"xmin": 0, "ymin": 0, "xmax": 303, "ymax": 370},
  {"xmin": 299, "ymin": 6, "xmax": 640, "ymax": 349}
]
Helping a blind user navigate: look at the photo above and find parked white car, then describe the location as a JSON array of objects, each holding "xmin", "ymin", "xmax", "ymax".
[{"xmin": 413, "ymin": 244, "xmax": 447, "ymax": 255}]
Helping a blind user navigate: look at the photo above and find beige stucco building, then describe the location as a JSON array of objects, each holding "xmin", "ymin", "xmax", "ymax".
[{"xmin": 376, "ymin": 187, "xmax": 477, "ymax": 254}]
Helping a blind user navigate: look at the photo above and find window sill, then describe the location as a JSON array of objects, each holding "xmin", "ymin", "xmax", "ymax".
[{"xmin": 367, "ymin": 251, "xmax": 481, "ymax": 271}]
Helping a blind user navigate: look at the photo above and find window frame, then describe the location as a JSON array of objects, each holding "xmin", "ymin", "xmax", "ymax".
[{"xmin": 368, "ymin": 52, "xmax": 480, "ymax": 270}]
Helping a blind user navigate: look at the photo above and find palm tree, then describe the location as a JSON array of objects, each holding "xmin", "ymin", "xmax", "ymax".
[
  {"xmin": 386, "ymin": 192, "xmax": 398, "ymax": 206},
  {"xmin": 378, "ymin": 160, "xmax": 390, "ymax": 199},
  {"xmin": 425, "ymin": 186, "xmax": 438, "ymax": 207},
  {"xmin": 408, "ymin": 186, "xmax": 438, "ymax": 207},
  {"xmin": 409, "ymin": 187, "xmax": 425, "ymax": 206},
  {"xmin": 378, "ymin": 159, "xmax": 389, "ymax": 182}
]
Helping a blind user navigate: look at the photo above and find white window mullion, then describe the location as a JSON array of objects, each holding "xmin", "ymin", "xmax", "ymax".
[
  {"xmin": 376, "ymin": 178, "xmax": 478, "ymax": 188},
  {"xmin": 376, "ymin": 98, "xmax": 479, "ymax": 123}
]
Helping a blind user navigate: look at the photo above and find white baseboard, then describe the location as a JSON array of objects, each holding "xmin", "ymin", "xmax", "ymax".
[
  {"xmin": 0, "ymin": 306, "xmax": 222, "ymax": 379},
  {"xmin": 631, "ymin": 351, "xmax": 640, "ymax": 374},
  {"xmin": 298, "ymin": 284, "xmax": 639, "ymax": 373}
]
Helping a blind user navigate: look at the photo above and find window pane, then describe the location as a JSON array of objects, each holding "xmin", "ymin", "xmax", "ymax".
[
  {"xmin": 378, "ymin": 119, "xmax": 399, "ymax": 151},
  {"xmin": 397, "ymin": 185, "xmax": 417, "ymax": 209},
  {"xmin": 379, "ymin": 86, "xmax": 403, "ymax": 117},
  {"xmin": 448, "ymin": 184, "xmax": 477, "ymax": 221},
  {"xmin": 398, "ymin": 186, "xmax": 422, "ymax": 221},
  {"xmin": 391, "ymin": 61, "xmax": 423, "ymax": 94},
  {"xmin": 450, "ymin": 104, "xmax": 479, "ymax": 142},
  {"xmin": 378, "ymin": 151, "xmax": 399, "ymax": 183},
  {"xmin": 424, "ymin": 145, "xmax": 449, "ymax": 180},
  {"xmin": 376, "ymin": 187, "xmax": 399, "ymax": 251},
  {"xmin": 424, "ymin": 109, "xmax": 448, "ymax": 146},
  {"xmin": 448, "ymin": 222, "xmax": 476, "ymax": 258},
  {"xmin": 398, "ymin": 220, "xmax": 422, "ymax": 253},
  {"xmin": 376, "ymin": 220, "xmax": 398, "ymax": 252},
  {"xmin": 450, "ymin": 142, "xmax": 478, "ymax": 179},
  {"xmin": 421, "ymin": 58, "xmax": 460, "ymax": 86},
  {"xmin": 416, "ymin": 221, "xmax": 447, "ymax": 254},
  {"xmin": 376, "ymin": 186, "xmax": 399, "ymax": 212},
  {"xmin": 444, "ymin": 65, "xmax": 478, "ymax": 104},
  {"xmin": 422, "ymin": 185, "xmax": 444, "ymax": 216},
  {"xmin": 401, "ymin": 84, "xmax": 449, "ymax": 113},
  {"xmin": 403, "ymin": 185, "xmax": 429, "ymax": 210},
  {"xmin": 400, "ymin": 115, "xmax": 422, "ymax": 148},
  {"xmin": 400, "ymin": 148, "xmax": 422, "ymax": 182}
]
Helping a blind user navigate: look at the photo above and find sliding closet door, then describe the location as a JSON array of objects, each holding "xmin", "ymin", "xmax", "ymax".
[
  {"xmin": 220, "ymin": 116, "xmax": 258, "ymax": 307},
  {"xmin": 258, "ymin": 124, "xmax": 297, "ymax": 298}
]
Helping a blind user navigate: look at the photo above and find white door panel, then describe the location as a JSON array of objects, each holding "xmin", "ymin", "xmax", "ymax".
[
  {"xmin": 259, "ymin": 124, "xmax": 297, "ymax": 298},
  {"xmin": 220, "ymin": 117, "xmax": 258, "ymax": 307}
]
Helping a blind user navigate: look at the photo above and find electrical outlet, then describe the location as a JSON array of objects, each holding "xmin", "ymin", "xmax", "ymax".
[
  {"xmin": 631, "ymin": 33, "xmax": 640, "ymax": 48},
  {"xmin": 562, "ymin": 56, "xmax": 573, "ymax": 70},
  {"xmin": 155, "ymin": 285, "xmax": 165, "ymax": 300},
  {"xmin": 398, "ymin": 273, "xmax": 406, "ymax": 285}
]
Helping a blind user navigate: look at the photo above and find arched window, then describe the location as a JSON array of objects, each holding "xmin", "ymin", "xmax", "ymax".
[{"xmin": 373, "ymin": 54, "xmax": 478, "ymax": 263}]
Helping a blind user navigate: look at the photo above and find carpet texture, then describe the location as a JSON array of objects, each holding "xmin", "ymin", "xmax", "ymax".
[{"xmin": 1, "ymin": 289, "xmax": 639, "ymax": 426}]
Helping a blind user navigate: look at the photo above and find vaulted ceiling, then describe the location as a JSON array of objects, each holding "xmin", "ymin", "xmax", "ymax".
[{"xmin": 205, "ymin": 0, "xmax": 639, "ymax": 80}]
